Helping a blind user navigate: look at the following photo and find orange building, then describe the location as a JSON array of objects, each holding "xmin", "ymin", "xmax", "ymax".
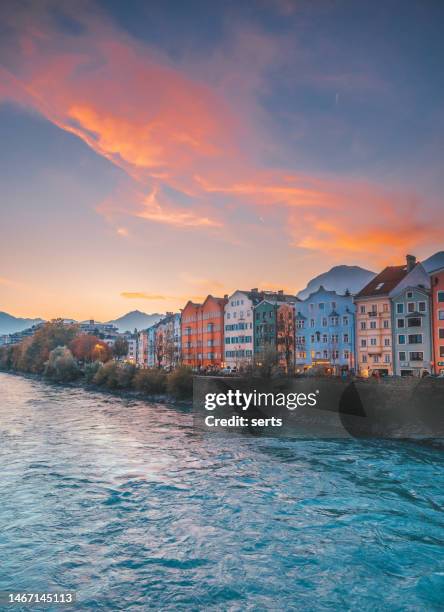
[
  {"xmin": 181, "ymin": 295, "xmax": 227, "ymax": 369},
  {"xmin": 430, "ymin": 266, "xmax": 444, "ymax": 375}
]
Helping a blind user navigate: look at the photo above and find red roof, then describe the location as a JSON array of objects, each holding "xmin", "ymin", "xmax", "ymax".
[{"xmin": 355, "ymin": 265, "xmax": 409, "ymax": 298}]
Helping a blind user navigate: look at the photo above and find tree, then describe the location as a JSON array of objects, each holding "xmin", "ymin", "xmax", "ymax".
[
  {"xmin": 254, "ymin": 344, "xmax": 280, "ymax": 378},
  {"xmin": 113, "ymin": 337, "xmax": 129, "ymax": 360},
  {"xmin": 44, "ymin": 346, "xmax": 80, "ymax": 382},
  {"xmin": 70, "ymin": 334, "xmax": 112, "ymax": 363}
]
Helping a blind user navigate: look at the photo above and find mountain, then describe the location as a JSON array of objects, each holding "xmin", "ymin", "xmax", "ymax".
[
  {"xmin": 422, "ymin": 251, "xmax": 444, "ymax": 273},
  {"xmin": 0, "ymin": 312, "xmax": 44, "ymax": 335},
  {"xmin": 107, "ymin": 310, "xmax": 163, "ymax": 332},
  {"xmin": 297, "ymin": 265, "xmax": 376, "ymax": 300}
]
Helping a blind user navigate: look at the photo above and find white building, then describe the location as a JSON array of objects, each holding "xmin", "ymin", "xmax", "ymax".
[{"xmin": 223, "ymin": 289, "xmax": 263, "ymax": 369}]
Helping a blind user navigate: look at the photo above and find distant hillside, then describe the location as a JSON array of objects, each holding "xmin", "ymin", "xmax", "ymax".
[
  {"xmin": 0, "ymin": 312, "xmax": 44, "ymax": 335},
  {"xmin": 107, "ymin": 310, "xmax": 163, "ymax": 332},
  {"xmin": 422, "ymin": 251, "xmax": 444, "ymax": 273},
  {"xmin": 297, "ymin": 265, "xmax": 376, "ymax": 300}
]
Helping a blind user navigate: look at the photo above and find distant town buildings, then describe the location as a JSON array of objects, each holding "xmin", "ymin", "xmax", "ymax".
[{"xmin": 3, "ymin": 253, "xmax": 442, "ymax": 378}]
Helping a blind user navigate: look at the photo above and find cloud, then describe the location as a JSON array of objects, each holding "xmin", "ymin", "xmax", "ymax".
[
  {"xmin": 0, "ymin": 1, "xmax": 441, "ymax": 263},
  {"xmin": 121, "ymin": 292, "xmax": 167, "ymax": 300}
]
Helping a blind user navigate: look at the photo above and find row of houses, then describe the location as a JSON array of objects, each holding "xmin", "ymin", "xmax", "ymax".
[{"xmin": 130, "ymin": 255, "xmax": 444, "ymax": 377}]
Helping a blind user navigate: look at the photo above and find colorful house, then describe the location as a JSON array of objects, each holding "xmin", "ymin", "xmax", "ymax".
[
  {"xmin": 152, "ymin": 312, "xmax": 182, "ymax": 369},
  {"xmin": 181, "ymin": 295, "xmax": 227, "ymax": 369},
  {"xmin": 277, "ymin": 302, "xmax": 296, "ymax": 373},
  {"xmin": 430, "ymin": 266, "xmax": 444, "ymax": 375},
  {"xmin": 295, "ymin": 286, "xmax": 355, "ymax": 374},
  {"xmin": 224, "ymin": 290, "xmax": 258, "ymax": 368},
  {"xmin": 354, "ymin": 255, "xmax": 429, "ymax": 376},
  {"xmin": 391, "ymin": 286, "xmax": 432, "ymax": 376}
]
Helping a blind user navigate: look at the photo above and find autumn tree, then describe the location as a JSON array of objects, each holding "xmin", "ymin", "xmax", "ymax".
[{"xmin": 70, "ymin": 334, "xmax": 112, "ymax": 363}]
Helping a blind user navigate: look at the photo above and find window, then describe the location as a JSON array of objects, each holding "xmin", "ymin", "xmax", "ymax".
[
  {"xmin": 310, "ymin": 335, "xmax": 315, "ymax": 343},
  {"xmin": 370, "ymin": 338, "xmax": 377, "ymax": 346},
  {"xmin": 332, "ymin": 350, "xmax": 339, "ymax": 359},
  {"xmin": 407, "ymin": 291, "xmax": 413, "ymax": 299},
  {"xmin": 408, "ymin": 334, "xmax": 422, "ymax": 344},
  {"xmin": 343, "ymin": 316, "xmax": 349, "ymax": 325},
  {"xmin": 322, "ymin": 317, "xmax": 327, "ymax": 327},
  {"xmin": 384, "ymin": 354, "xmax": 390, "ymax": 363},
  {"xmin": 331, "ymin": 316, "xmax": 339, "ymax": 326},
  {"xmin": 399, "ymin": 351, "xmax": 406, "ymax": 362},
  {"xmin": 331, "ymin": 334, "xmax": 339, "ymax": 343},
  {"xmin": 439, "ymin": 329, "xmax": 444, "ymax": 339},
  {"xmin": 370, "ymin": 321, "xmax": 376, "ymax": 329},
  {"xmin": 360, "ymin": 321, "xmax": 366, "ymax": 330},
  {"xmin": 438, "ymin": 291, "xmax": 444, "ymax": 303},
  {"xmin": 439, "ymin": 311, "xmax": 444, "ymax": 321},
  {"xmin": 418, "ymin": 301, "xmax": 426, "ymax": 312},
  {"xmin": 310, "ymin": 319, "xmax": 315, "ymax": 328},
  {"xmin": 319, "ymin": 302, "xmax": 324, "ymax": 310},
  {"xmin": 373, "ymin": 355, "xmax": 379, "ymax": 363},
  {"xmin": 383, "ymin": 303, "xmax": 389, "ymax": 313},
  {"xmin": 375, "ymin": 283, "xmax": 384, "ymax": 291},
  {"xmin": 322, "ymin": 334, "xmax": 328, "ymax": 343},
  {"xmin": 407, "ymin": 317, "xmax": 421, "ymax": 327},
  {"xmin": 360, "ymin": 305, "xmax": 366, "ymax": 314},
  {"xmin": 440, "ymin": 346, "xmax": 444, "ymax": 358},
  {"xmin": 384, "ymin": 338, "xmax": 390, "ymax": 346},
  {"xmin": 396, "ymin": 303, "xmax": 404, "ymax": 314},
  {"xmin": 361, "ymin": 339, "xmax": 367, "ymax": 347},
  {"xmin": 383, "ymin": 320, "xmax": 390, "ymax": 329},
  {"xmin": 343, "ymin": 333, "xmax": 349, "ymax": 343},
  {"xmin": 397, "ymin": 319, "xmax": 405, "ymax": 328},
  {"xmin": 410, "ymin": 352, "xmax": 424, "ymax": 361},
  {"xmin": 331, "ymin": 301, "xmax": 336, "ymax": 309},
  {"xmin": 407, "ymin": 302, "xmax": 415, "ymax": 313},
  {"xmin": 309, "ymin": 303, "xmax": 314, "ymax": 310},
  {"xmin": 371, "ymin": 304, "xmax": 377, "ymax": 314},
  {"xmin": 296, "ymin": 319, "xmax": 305, "ymax": 329},
  {"xmin": 362, "ymin": 354, "xmax": 367, "ymax": 363},
  {"xmin": 398, "ymin": 335, "xmax": 406, "ymax": 344},
  {"xmin": 344, "ymin": 350, "xmax": 350, "ymax": 359},
  {"xmin": 323, "ymin": 350, "xmax": 328, "ymax": 359}
]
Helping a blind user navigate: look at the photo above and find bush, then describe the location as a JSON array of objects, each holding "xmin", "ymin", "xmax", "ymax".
[
  {"xmin": 93, "ymin": 361, "xmax": 135, "ymax": 390},
  {"xmin": 84, "ymin": 360, "xmax": 102, "ymax": 383},
  {"xmin": 133, "ymin": 368, "xmax": 167, "ymax": 394},
  {"xmin": 44, "ymin": 346, "xmax": 80, "ymax": 382},
  {"xmin": 166, "ymin": 366, "xmax": 193, "ymax": 400}
]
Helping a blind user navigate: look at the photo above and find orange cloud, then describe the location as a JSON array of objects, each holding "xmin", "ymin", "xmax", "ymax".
[{"xmin": 1, "ymin": 3, "xmax": 441, "ymax": 264}]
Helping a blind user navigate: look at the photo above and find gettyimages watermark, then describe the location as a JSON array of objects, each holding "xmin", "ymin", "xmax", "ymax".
[{"xmin": 193, "ymin": 376, "xmax": 444, "ymax": 439}]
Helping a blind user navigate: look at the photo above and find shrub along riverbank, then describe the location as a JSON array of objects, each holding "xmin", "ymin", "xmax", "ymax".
[{"xmin": 0, "ymin": 320, "xmax": 193, "ymax": 401}]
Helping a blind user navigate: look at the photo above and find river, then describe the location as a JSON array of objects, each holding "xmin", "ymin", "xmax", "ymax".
[{"xmin": 0, "ymin": 372, "xmax": 443, "ymax": 610}]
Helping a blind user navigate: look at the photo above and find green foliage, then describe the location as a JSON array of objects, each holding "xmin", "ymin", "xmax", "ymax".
[
  {"xmin": 44, "ymin": 346, "xmax": 80, "ymax": 382},
  {"xmin": 84, "ymin": 360, "xmax": 102, "ymax": 383},
  {"xmin": 93, "ymin": 361, "xmax": 135, "ymax": 390},
  {"xmin": 166, "ymin": 366, "xmax": 193, "ymax": 399},
  {"xmin": 133, "ymin": 368, "xmax": 167, "ymax": 394}
]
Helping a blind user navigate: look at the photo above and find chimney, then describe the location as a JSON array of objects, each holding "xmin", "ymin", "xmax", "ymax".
[
  {"xmin": 278, "ymin": 289, "xmax": 284, "ymax": 295},
  {"xmin": 406, "ymin": 254, "xmax": 416, "ymax": 272},
  {"xmin": 251, "ymin": 288, "xmax": 258, "ymax": 293},
  {"xmin": 223, "ymin": 294, "xmax": 228, "ymax": 300}
]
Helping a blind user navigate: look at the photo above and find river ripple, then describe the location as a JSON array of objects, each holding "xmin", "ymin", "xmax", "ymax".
[{"xmin": 0, "ymin": 372, "xmax": 443, "ymax": 611}]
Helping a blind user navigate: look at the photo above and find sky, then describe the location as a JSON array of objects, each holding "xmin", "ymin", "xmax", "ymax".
[{"xmin": 0, "ymin": 0, "xmax": 443, "ymax": 321}]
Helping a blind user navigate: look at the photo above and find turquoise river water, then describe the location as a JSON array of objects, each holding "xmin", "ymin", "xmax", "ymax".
[{"xmin": 0, "ymin": 372, "xmax": 443, "ymax": 610}]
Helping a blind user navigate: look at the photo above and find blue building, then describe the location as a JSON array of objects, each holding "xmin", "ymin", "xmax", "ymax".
[{"xmin": 295, "ymin": 286, "xmax": 355, "ymax": 374}]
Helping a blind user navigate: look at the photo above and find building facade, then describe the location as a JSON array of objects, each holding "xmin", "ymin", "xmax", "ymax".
[
  {"xmin": 181, "ymin": 295, "xmax": 227, "ymax": 369},
  {"xmin": 391, "ymin": 286, "xmax": 432, "ymax": 376},
  {"xmin": 223, "ymin": 290, "xmax": 258, "ymax": 368},
  {"xmin": 295, "ymin": 286, "xmax": 355, "ymax": 374},
  {"xmin": 430, "ymin": 266, "xmax": 444, "ymax": 375},
  {"xmin": 153, "ymin": 312, "xmax": 181, "ymax": 369},
  {"xmin": 354, "ymin": 255, "xmax": 429, "ymax": 376},
  {"xmin": 277, "ymin": 302, "xmax": 296, "ymax": 373}
]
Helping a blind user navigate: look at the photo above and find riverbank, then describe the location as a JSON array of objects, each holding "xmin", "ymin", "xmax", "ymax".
[{"xmin": 2, "ymin": 369, "xmax": 193, "ymax": 409}]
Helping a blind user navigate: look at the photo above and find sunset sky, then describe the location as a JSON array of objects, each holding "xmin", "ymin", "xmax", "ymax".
[{"xmin": 0, "ymin": 0, "xmax": 443, "ymax": 321}]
